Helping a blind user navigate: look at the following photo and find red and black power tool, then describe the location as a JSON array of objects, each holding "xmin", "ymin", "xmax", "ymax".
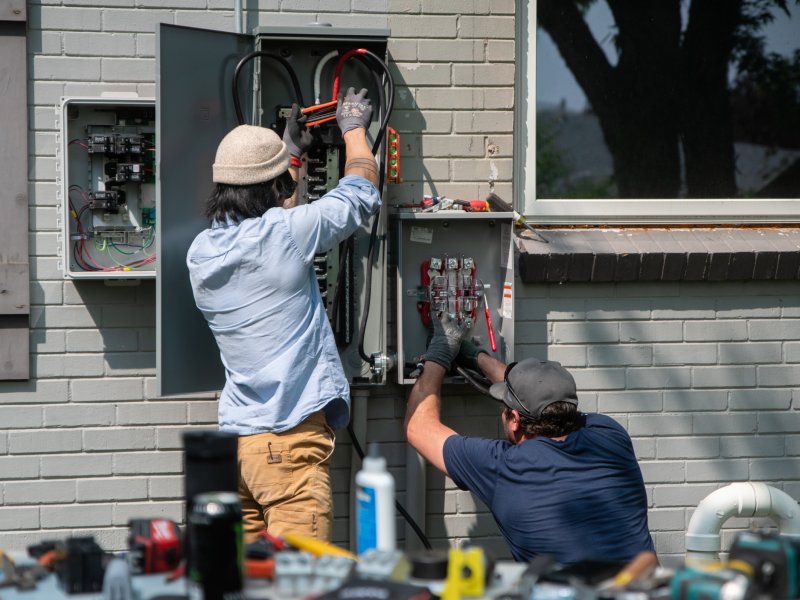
[{"xmin": 128, "ymin": 518, "xmax": 182, "ymax": 574}]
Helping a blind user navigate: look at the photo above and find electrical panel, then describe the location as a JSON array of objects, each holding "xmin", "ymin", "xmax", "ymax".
[
  {"xmin": 396, "ymin": 213, "xmax": 515, "ymax": 384},
  {"xmin": 156, "ymin": 24, "xmax": 390, "ymax": 397},
  {"xmin": 57, "ymin": 97, "xmax": 157, "ymax": 279}
]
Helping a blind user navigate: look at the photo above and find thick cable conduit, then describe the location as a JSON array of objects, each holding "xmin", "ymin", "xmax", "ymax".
[{"xmin": 685, "ymin": 482, "xmax": 800, "ymax": 561}]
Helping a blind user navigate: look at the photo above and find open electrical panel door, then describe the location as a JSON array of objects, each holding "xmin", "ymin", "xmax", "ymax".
[{"xmin": 156, "ymin": 24, "xmax": 390, "ymax": 397}]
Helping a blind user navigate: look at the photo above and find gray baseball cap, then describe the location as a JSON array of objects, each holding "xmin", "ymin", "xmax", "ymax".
[{"xmin": 489, "ymin": 358, "xmax": 578, "ymax": 419}]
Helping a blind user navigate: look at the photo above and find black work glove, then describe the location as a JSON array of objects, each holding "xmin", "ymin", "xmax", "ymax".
[
  {"xmin": 456, "ymin": 339, "xmax": 488, "ymax": 372},
  {"xmin": 336, "ymin": 87, "xmax": 373, "ymax": 134},
  {"xmin": 282, "ymin": 103, "xmax": 314, "ymax": 158},
  {"xmin": 423, "ymin": 312, "xmax": 468, "ymax": 370}
]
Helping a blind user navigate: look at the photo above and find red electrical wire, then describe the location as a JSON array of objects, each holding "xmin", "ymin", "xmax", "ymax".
[{"xmin": 331, "ymin": 48, "xmax": 368, "ymax": 101}]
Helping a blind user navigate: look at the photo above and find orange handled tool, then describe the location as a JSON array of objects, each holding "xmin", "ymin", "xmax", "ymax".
[{"xmin": 302, "ymin": 100, "xmax": 338, "ymax": 127}]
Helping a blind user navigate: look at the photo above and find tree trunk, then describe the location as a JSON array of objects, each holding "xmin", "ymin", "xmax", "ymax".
[{"xmin": 680, "ymin": 0, "xmax": 741, "ymax": 197}]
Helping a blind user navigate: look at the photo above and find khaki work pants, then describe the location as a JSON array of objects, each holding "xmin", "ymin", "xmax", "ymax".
[{"xmin": 238, "ymin": 411, "xmax": 335, "ymax": 545}]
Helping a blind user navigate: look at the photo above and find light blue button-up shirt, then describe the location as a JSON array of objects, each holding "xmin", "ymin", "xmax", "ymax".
[{"xmin": 186, "ymin": 175, "xmax": 381, "ymax": 434}]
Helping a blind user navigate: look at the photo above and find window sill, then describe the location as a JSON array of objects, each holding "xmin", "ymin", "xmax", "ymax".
[{"xmin": 516, "ymin": 228, "xmax": 800, "ymax": 283}]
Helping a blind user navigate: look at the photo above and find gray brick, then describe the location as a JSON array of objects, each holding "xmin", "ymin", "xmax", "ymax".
[
  {"xmin": 135, "ymin": 32, "xmax": 155, "ymax": 57},
  {"xmin": 30, "ymin": 329, "xmax": 66, "ymax": 353},
  {"xmin": 31, "ymin": 81, "xmax": 65, "ymax": 106},
  {"xmin": 653, "ymin": 531, "xmax": 686, "ymax": 554},
  {"xmin": 750, "ymin": 320, "xmax": 800, "ymax": 340},
  {"xmin": 117, "ymin": 402, "xmax": 187, "ymax": 425},
  {"xmin": 453, "ymin": 110, "xmax": 514, "ymax": 133},
  {"xmin": 585, "ymin": 300, "xmax": 650, "ymax": 320},
  {"xmin": 104, "ymin": 352, "xmax": 155, "ymax": 376},
  {"xmin": 750, "ymin": 459, "xmax": 800, "ymax": 481},
  {"xmin": 0, "ymin": 406, "xmax": 43, "ymax": 429},
  {"xmin": 664, "ymin": 390, "xmax": 728, "ymax": 411},
  {"xmin": 452, "ymin": 64, "xmax": 515, "ymax": 87},
  {"xmin": 0, "ymin": 380, "xmax": 68, "ymax": 404},
  {"xmin": 187, "ymin": 401, "xmax": 219, "ymax": 424},
  {"xmin": 722, "ymin": 436, "xmax": 784, "ymax": 458},
  {"xmin": 30, "ymin": 281, "xmax": 63, "ymax": 305},
  {"xmin": 648, "ymin": 508, "xmax": 686, "ymax": 531},
  {"xmin": 588, "ymin": 345, "xmax": 652, "ymax": 367},
  {"xmin": 389, "ymin": 63, "xmax": 450, "ymax": 86},
  {"xmin": 716, "ymin": 298, "xmax": 781, "ymax": 318},
  {"xmin": 684, "ymin": 320, "xmax": 748, "ymax": 342},
  {"xmin": 113, "ymin": 501, "xmax": 183, "ymax": 526},
  {"xmin": 64, "ymin": 32, "xmax": 135, "ymax": 56},
  {"xmin": 84, "ymin": 428, "xmax": 155, "ymax": 451},
  {"xmin": 786, "ymin": 436, "xmax": 800, "ymax": 455},
  {"xmin": 416, "ymin": 88, "xmax": 482, "ymax": 110},
  {"xmin": 33, "ymin": 56, "xmax": 101, "ymax": 81},
  {"xmin": 77, "ymin": 476, "xmax": 149, "ymax": 502},
  {"xmin": 30, "ymin": 258, "xmax": 62, "ymax": 280},
  {"xmin": 63, "ymin": 282, "xmax": 129, "ymax": 305},
  {"xmin": 0, "ymin": 457, "xmax": 40, "ymax": 480},
  {"xmin": 421, "ymin": 0, "xmax": 488, "ymax": 12},
  {"xmin": 155, "ymin": 425, "xmax": 204, "ymax": 450},
  {"xmin": 101, "ymin": 58, "xmax": 155, "ymax": 82},
  {"xmin": 30, "ymin": 6, "xmax": 103, "ymax": 30},
  {"xmin": 0, "ymin": 508, "xmax": 40, "ymax": 531},
  {"xmin": 654, "ymin": 344, "xmax": 717, "ymax": 365},
  {"xmin": 41, "ymin": 454, "xmax": 114, "ymax": 477},
  {"xmin": 5, "ymin": 480, "xmax": 76, "ymax": 505},
  {"xmin": 71, "ymin": 377, "xmax": 143, "ymax": 402},
  {"xmin": 390, "ymin": 15, "xmax": 456, "ymax": 37},
  {"xmin": 486, "ymin": 40, "xmax": 515, "ymax": 62},
  {"xmin": 730, "ymin": 389, "xmax": 791, "ymax": 410},
  {"xmin": 694, "ymin": 414, "xmax": 757, "ymax": 434},
  {"xmin": 658, "ymin": 437, "xmax": 720, "ymax": 459},
  {"xmin": 31, "ymin": 305, "xmax": 102, "ymax": 328},
  {"xmin": 627, "ymin": 367, "xmax": 691, "ymax": 389},
  {"xmin": 757, "ymin": 365, "xmax": 800, "ymax": 387},
  {"xmin": 113, "ymin": 451, "xmax": 183, "ymax": 475},
  {"xmin": 417, "ymin": 40, "xmax": 484, "ymax": 62},
  {"xmin": 597, "ymin": 391, "xmax": 661, "ymax": 413},
  {"xmin": 355, "ymin": 0, "xmax": 393, "ymax": 12},
  {"xmin": 44, "ymin": 404, "xmax": 115, "ymax": 427},
  {"xmin": 517, "ymin": 299, "xmax": 586, "ymax": 320},
  {"xmin": 138, "ymin": 328, "xmax": 156, "ymax": 352},
  {"xmin": 545, "ymin": 345, "xmax": 586, "ymax": 367},
  {"xmin": 34, "ymin": 354, "xmax": 105, "ymax": 378},
  {"xmin": 720, "ymin": 342, "xmax": 781, "ymax": 364},
  {"xmin": 629, "ymin": 415, "xmax": 693, "ymax": 436},
  {"xmin": 9, "ymin": 430, "xmax": 82, "ymax": 454},
  {"xmin": 760, "ymin": 413, "xmax": 800, "ymax": 433},
  {"xmin": 67, "ymin": 329, "xmax": 138, "ymax": 352},
  {"xmin": 632, "ymin": 438, "xmax": 656, "ymax": 459},
  {"xmin": 458, "ymin": 15, "xmax": 515, "ymax": 38},
  {"xmin": 139, "ymin": 0, "xmax": 204, "ymax": 6},
  {"xmin": 552, "ymin": 322, "xmax": 618, "ymax": 344},
  {"xmin": 686, "ymin": 459, "xmax": 748, "ymax": 483},
  {"xmin": 102, "ymin": 8, "xmax": 174, "ymax": 32},
  {"xmin": 653, "ymin": 484, "xmax": 719, "ymax": 507},
  {"xmin": 620, "ymin": 321, "xmax": 683, "ymax": 342},
  {"xmin": 786, "ymin": 342, "xmax": 800, "ymax": 362},
  {"xmin": 640, "ymin": 461, "xmax": 685, "ymax": 483},
  {"xmin": 650, "ymin": 297, "xmax": 715, "ymax": 320},
  {"xmin": 426, "ymin": 513, "xmax": 498, "ymax": 538},
  {"xmin": 31, "ymin": 232, "xmax": 58, "ymax": 256},
  {"xmin": 571, "ymin": 368, "xmax": 626, "ymax": 391},
  {"xmin": 693, "ymin": 366, "xmax": 756, "ymax": 388},
  {"xmin": 42, "ymin": 504, "xmax": 113, "ymax": 528},
  {"xmin": 149, "ymin": 476, "xmax": 184, "ymax": 499},
  {"xmin": 0, "ymin": 432, "xmax": 6, "ymax": 454}
]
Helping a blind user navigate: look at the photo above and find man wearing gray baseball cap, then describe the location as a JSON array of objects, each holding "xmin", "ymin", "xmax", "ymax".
[{"xmin": 405, "ymin": 314, "xmax": 654, "ymax": 565}]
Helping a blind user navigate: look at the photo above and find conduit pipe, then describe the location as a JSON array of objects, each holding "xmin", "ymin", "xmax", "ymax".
[{"xmin": 685, "ymin": 482, "xmax": 800, "ymax": 561}]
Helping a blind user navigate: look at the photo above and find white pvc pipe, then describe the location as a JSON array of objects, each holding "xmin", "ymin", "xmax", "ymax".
[
  {"xmin": 234, "ymin": 0, "xmax": 242, "ymax": 33},
  {"xmin": 314, "ymin": 50, "xmax": 340, "ymax": 104},
  {"xmin": 685, "ymin": 482, "xmax": 800, "ymax": 561}
]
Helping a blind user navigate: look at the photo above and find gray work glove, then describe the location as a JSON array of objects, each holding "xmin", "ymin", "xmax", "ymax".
[
  {"xmin": 424, "ymin": 312, "xmax": 468, "ymax": 370},
  {"xmin": 456, "ymin": 339, "xmax": 488, "ymax": 372},
  {"xmin": 283, "ymin": 103, "xmax": 314, "ymax": 158},
  {"xmin": 336, "ymin": 87, "xmax": 373, "ymax": 134}
]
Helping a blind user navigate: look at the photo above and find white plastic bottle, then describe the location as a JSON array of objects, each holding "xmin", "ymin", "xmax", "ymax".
[{"xmin": 355, "ymin": 443, "xmax": 396, "ymax": 554}]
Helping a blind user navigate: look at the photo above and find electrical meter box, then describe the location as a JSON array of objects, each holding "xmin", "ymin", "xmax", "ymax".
[
  {"xmin": 57, "ymin": 97, "xmax": 157, "ymax": 279},
  {"xmin": 156, "ymin": 24, "xmax": 390, "ymax": 397},
  {"xmin": 396, "ymin": 212, "xmax": 515, "ymax": 385}
]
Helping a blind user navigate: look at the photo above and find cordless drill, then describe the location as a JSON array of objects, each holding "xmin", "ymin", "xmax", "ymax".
[{"xmin": 128, "ymin": 519, "xmax": 182, "ymax": 574}]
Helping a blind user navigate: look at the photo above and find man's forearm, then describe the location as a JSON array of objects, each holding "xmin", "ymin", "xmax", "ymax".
[
  {"xmin": 476, "ymin": 352, "xmax": 506, "ymax": 384},
  {"xmin": 343, "ymin": 129, "xmax": 379, "ymax": 187},
  {"xmin": 404, "ymin": 362, "xmax": 455, "ymax": 475}
]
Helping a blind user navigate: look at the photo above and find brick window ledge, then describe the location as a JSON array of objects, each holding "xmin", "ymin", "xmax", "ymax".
[{"xmin": 516, "ymin": 228, "xmax": 800, "ymax": 283}]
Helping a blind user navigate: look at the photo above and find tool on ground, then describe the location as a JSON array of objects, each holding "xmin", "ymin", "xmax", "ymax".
[
  {"xmin": 441, "ymin": 547, "xmax": 493, "ymax": 600},
  {"xmin": 485, "ymin": 193, "xmax": 549, "ymax": 243},
  {"xmin": 55, "ymin": 537, "xmax": 106, "ymax": 595},
  {"xmin": 128, "ymin": 518, "xmax": 182, "ymax": 574}
]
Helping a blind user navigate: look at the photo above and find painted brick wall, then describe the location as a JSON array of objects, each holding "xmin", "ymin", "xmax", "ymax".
[{"xmin": 2, "ymin": 0, "xmax": 799, "ymax": 569}]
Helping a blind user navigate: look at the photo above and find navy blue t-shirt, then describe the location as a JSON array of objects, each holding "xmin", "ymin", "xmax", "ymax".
[{"xmin": 443, "ymin": 413, "xmax": 654, "ymax": 564}]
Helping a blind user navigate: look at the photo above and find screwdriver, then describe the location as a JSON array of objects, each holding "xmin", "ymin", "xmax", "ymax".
[{"xmin": 485, "ymin": 193, "xmax": 548, "ymax": 243}]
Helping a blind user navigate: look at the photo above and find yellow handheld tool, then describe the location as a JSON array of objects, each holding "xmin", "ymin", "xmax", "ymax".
[
  {"xmin": 282, "ymin": 533, "xmax": 358, "ymax": 561},
  {"xmin": 441, "ymin": 547, "xmax": 489, "ymax": 600}
]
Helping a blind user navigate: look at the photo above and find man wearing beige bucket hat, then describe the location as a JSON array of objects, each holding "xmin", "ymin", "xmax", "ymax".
[
  {"xmin": 187, "ymin": 88, "xmax": 379, "ymax": 543},
  {"xmin": 404, "ymin": 314, "xmax": 655, "ymax": 565}
]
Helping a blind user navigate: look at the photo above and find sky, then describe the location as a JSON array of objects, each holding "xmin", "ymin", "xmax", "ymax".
[{"xmin": 536, "ymin": 1, "xmax": 800, "ymax": 111}]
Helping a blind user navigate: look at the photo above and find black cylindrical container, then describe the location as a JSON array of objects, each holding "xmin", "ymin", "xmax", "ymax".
[
  {"xmin": 187, "ymin": 491, "xmax": 244, "ymax": 600},
  {"xmin": 183, "ymin": 430, "xmax": 238, "ymax": 515}
]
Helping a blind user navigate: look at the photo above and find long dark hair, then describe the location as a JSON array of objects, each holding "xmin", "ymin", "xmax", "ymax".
[
  {"xmin": 204, "ymin": 170, "xmax": 297, "ymax": 223},
  {"xmin": 508, "ymin": 401, "xmax": 583, "ymax": 438}
]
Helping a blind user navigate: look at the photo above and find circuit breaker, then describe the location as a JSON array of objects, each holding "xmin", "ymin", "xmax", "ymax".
[
  {"xmin": 156, "ymin": 24, "xmax": 390, "ymax": 397},
  {"xmin": 396, "ymin": 212, "xmax": 515, "ymax": 384},
  {"xmin": 57, "ymin": 97, "xmax": 157, "ymax": 279}
]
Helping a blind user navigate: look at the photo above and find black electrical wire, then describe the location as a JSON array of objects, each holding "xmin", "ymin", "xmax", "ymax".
[
  {"xmin": 455, "ymin": 365, "xmax": 493, "ymax": 396},
  {"xmin": 346, "ymin": 422, "xmax": 433, "ymax": 550},
  {"xmin": 232, "ymin": 51, "xmax": 306, "ymax": 125}
]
